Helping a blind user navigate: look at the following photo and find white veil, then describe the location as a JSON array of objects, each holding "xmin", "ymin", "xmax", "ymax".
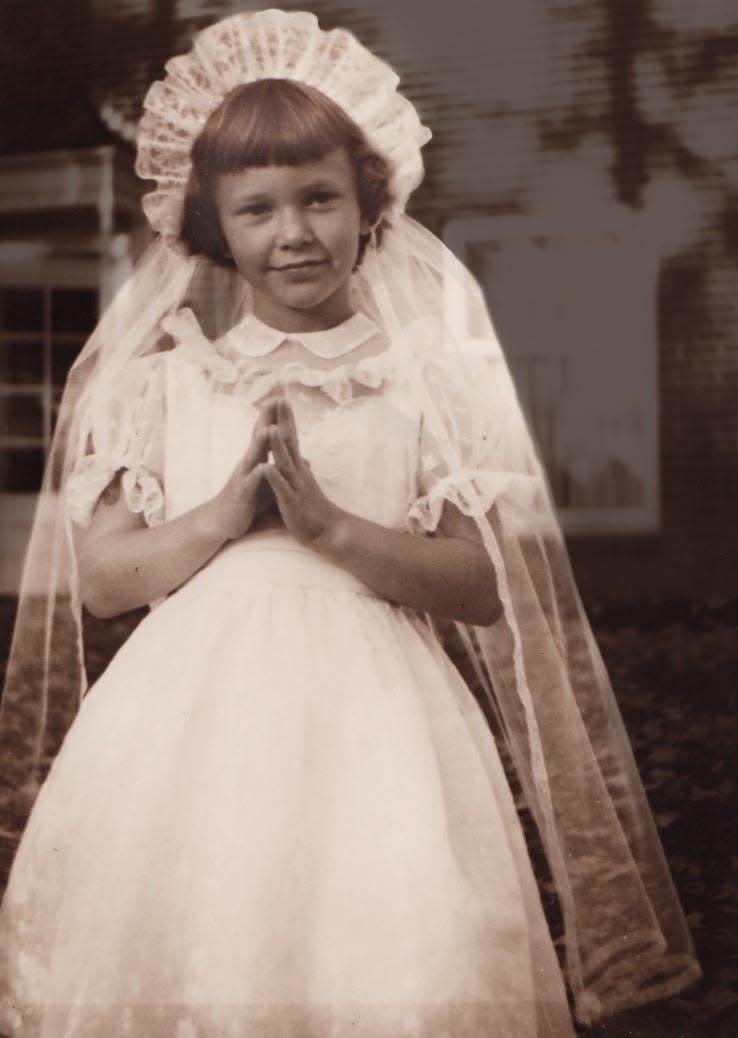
[{"xmin": 0, "ymin": 9, "xmax": 700, "ymax": 1026}]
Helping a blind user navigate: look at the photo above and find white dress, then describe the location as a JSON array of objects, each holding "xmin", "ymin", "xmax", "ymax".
[{"xmin": 0, "ymin": 310, "xmax": 574, "ymax": 1038}]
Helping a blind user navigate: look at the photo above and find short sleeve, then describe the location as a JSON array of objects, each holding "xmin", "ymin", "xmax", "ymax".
[
  {"xmin": 66, "ymin": 353, "xmax": 168, "ymax": 529},
  {"xmin": 407, "ymin": 340, "xmax": 541, "ymax": 535}
]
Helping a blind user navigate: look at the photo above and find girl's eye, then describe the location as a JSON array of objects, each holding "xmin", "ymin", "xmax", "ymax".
[
  {"xmin": 306, "ymin": 191, "xmax": 339, "ymax": 206},
  {"xmin": 238, "ymin": 202, "xmax": 271, "ymax": 217}
]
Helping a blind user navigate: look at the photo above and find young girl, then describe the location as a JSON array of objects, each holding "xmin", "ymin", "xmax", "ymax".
[{"xmin": 0, "ymin": 10, "xmax": 699, "ymax": 1038}]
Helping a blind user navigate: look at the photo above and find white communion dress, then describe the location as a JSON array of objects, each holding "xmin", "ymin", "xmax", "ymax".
[{"xmin": 0, "ymin": 310, "xmax": 575, "ymax": 1038}]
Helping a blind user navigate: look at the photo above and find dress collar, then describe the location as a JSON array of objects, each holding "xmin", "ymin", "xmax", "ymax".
[{"xmin": 224, "ymin": 310, "xmax": 381, "ymax": 360}]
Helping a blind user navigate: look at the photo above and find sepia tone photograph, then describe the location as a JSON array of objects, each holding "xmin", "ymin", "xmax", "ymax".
[{"xmin": 0, "ymin": 1, "xmax": 736, "ymax": 1035}]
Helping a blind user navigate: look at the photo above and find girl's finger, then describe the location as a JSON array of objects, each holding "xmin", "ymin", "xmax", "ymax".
[
  {"xmin": 277, "ymin": 399, "xmax": 301, "ymax": 462},
  {"xmin": 251, "ymin": 396, "xmax": 281, "ymax": 444},
  {"xmin": 241, "ymin": 462, "xmax": 265, "ymax": 495},
  {"xmin": 243, "ymin": 427, "xmax": 271, "ymax": 469},
  {"xmin": 269, "ymin": 426, "xmax": 297, "ymax": 484},
  {"xmin": 252, "ymin": 400, "xmax": 275, "ymax": 434},
  {"xmin": 259, "ymin": 396, "xmax": 281, "ymax": 426},
  {"xmin": 264, "ymin": 463, "xmax": 294, "ymax": 510}
]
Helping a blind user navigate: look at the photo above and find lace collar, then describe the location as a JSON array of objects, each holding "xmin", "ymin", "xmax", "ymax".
[
  {"xmin": 161, "ymin": 307, "xmax": 409, "ymax": 405},
  {"xmin": 221, "ymin": 310, "xmax": 381, "ymax": 359}
]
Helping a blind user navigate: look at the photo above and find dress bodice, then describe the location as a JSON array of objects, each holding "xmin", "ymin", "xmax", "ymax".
[
  {"xmin": 162, "ymin": 348, "xmax": 422, "ymax": 531},
  {"xmin": 67, "ymin": 308, "xmax": 429, "ymax": 536}
]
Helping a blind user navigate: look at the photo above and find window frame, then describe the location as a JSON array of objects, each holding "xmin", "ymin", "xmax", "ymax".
[{"xmin": 0, "ymin": 275, "xmax": 99, "ymax": 495}]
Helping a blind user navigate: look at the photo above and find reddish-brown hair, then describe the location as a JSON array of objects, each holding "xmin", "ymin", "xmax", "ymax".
[{"xmin": 181, "ymin": 79, "xmax": 392, "ymax": 267}]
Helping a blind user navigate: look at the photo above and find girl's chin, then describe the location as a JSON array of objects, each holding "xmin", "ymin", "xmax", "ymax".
[{"xmin": 253, "ymin": 286, "xmax": 352, "ymax": 327}]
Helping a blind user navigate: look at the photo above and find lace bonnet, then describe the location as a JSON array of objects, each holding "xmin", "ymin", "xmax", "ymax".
[{"xmin": 136, "ymin": 8, "xmax": 432, "ymax": 241}]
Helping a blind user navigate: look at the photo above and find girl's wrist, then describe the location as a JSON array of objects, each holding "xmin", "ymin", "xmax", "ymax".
[
  {"xmin": 312, "ymin": 507, "xmax": 354, "ymax": 562},
  {"xmin": 196, "ymin": 497, "xmax": 233, "ymax": 549}
]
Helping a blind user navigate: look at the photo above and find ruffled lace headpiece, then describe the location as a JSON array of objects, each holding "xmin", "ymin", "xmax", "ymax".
[{"xmin": 136, "ymin": 9, "xmax": 432, "ymax": 240}]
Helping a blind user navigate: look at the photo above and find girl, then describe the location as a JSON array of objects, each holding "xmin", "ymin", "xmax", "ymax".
[{"xmin": 0, "ymin": 10, "xmax": 699, "ymax": 1038}]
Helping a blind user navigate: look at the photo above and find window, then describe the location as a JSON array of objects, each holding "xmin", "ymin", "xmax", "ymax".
[
  {"xmin": 0, "ymin": 287, "xmax": 98, "ymax": 492},
  {"xmin": 444, "ymin": 215, "xmax": 660, "ymax": 534}
]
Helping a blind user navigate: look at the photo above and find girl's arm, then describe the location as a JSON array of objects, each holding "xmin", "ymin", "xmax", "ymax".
[
  {"xmin": 314, "ymin": 504, "xmax": 501, "ymax": 627},
  {"xmin": 264, "ymin": 400, "xmax": 502, "ymax": 627},
  {"xmin": 74, "ymin": 406, "xmax": 276, "ymax": 619}
]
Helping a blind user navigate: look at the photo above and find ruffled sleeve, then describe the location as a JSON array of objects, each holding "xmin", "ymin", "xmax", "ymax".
[
  {"xmin": 407, "ymin": 329, "xmax": 541, "ymax": 534},
  {"xmin": 66, "ymin": 353, "xmax": 168, "ymax": 529}
]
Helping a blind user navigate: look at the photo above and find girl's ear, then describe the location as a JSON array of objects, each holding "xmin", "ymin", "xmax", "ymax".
[{"xmin": 359, "ymin": 216, "xmax": 372, "ymax": 237}]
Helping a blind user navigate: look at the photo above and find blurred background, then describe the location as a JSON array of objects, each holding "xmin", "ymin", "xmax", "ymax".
[{"xmin": 0, "ymin": 1, "xmax": 736, "ymax": 1034}]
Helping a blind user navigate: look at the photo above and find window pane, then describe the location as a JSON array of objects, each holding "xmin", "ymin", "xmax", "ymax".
[
  {"xmin": 0, "ymin": 340, "xmax": 43, "ymax": 383},
  {"xmin": 0, "ymin": 447, "xmax": 44, "ymax": 492},
  {"xmin": 51, "ymin": 338, "xmax": 84, "ymax": 386},
  {"xmin": 0, "ymin": 394, "xmax": 44, "ymax": 438},
  {"xmin": 0, "ymin": 288, "xmax": 44, "ymax": 331},
  {"xmin": 51, "ymin": 289, "xmax": 98, "ymax": 333}
]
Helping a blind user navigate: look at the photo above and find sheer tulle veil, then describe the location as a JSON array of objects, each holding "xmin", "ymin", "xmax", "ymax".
[{"xmin": 0, "ymin": 8, "xmax": 700, "ymax": 1026}]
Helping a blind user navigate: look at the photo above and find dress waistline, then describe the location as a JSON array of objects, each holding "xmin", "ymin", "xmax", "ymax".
[{"xmin": 194, "ymin": 527, "xmax": 382, "ymax": 599}]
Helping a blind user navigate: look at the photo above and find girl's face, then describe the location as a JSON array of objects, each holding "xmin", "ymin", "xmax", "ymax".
[{"xmin": 214, "ymin": 147, "xmax": 370, "ymax": 332}]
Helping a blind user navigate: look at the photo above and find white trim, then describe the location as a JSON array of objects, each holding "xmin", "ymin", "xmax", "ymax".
[{"xmin": 0, "ymin": 146, "xmax": 143, "ymax": 223}]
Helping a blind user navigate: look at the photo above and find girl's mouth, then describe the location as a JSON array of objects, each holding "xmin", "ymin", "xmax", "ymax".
[{"xmin": 272, "ymin": 259, "xmax": 327, "ymax": 272}]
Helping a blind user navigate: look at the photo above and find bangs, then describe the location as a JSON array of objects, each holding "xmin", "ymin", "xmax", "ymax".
[{"xmin": 193, "ymin": 79, "xmax": 365, "ymax": 174}]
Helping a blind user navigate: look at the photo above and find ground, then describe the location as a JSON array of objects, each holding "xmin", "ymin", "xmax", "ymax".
[
  {"xmin": 0, "ymin": 594, "xmax": 736, "ymax": 1037},
  {"xmin": 577, "ymin": 598, "xmax": 738, "ymax": 1038}
]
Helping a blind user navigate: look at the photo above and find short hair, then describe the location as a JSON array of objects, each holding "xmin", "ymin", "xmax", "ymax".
[{"xmin": 181, "ymin": 79, "xmax": 393, "ymax": 267}]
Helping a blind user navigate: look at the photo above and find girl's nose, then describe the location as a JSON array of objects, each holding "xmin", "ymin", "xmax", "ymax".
[{"xmin": 276, "ymin": 207, "xmax": 313, "ymax": 247}]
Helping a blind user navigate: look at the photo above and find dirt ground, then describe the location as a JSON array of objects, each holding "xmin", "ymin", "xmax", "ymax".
[{"xmin": 1, "ymin": 594, "xmax": 736, "ymax": 1037}]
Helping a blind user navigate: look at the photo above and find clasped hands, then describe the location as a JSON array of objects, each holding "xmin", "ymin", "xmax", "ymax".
[{"xmin": 212, "ymin": 391, "xmax": 340, "ymax": 546}]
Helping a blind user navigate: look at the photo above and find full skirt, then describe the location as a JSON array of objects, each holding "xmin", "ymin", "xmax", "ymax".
[{"xmin": 0, "ymin": 532, "xmax": 574, "ymax": 1037}]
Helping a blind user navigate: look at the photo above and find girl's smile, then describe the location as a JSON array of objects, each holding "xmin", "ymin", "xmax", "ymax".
[
  {"xmin": 215, "ymin": 148, "xmax": 370, "ymax": 333},
  {"xmin": 271, "ymin": 258, "xmax": 328, "ymax": 275}
]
